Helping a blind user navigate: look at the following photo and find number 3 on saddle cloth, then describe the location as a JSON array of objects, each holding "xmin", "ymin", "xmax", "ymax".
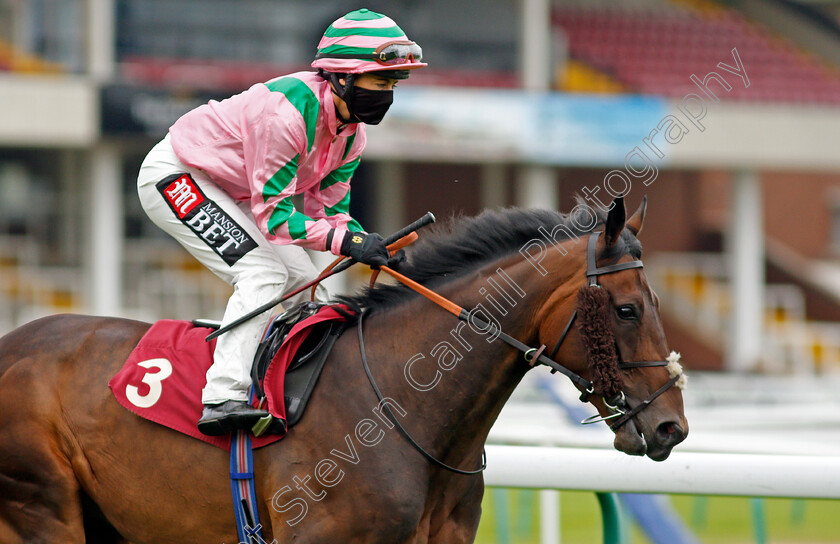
[{"xmin": 108, "ymin": 302, "xmax": 355, "ymax": 451}]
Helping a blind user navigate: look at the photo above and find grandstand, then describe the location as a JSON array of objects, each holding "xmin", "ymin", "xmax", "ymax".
[{"xmin": 554, "ymin": 0, "xmax": 840, "ymax": 103}]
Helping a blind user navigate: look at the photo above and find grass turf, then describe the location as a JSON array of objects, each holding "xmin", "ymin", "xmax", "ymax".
[{"xmin": 474, "ymin": 489, "xmax": 840, "ymax": 544}]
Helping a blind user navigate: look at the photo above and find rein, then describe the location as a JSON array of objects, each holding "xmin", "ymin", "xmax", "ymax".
[
  {"xmin": 355, "ymin": 230, "xmax": 684, "ymax": 475},
  {"xmin": 357, "ymin": 310, "xmax": 487, "ymax": 475}
]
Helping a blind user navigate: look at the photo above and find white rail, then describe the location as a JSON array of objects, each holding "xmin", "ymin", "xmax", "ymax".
[{"xmin": 483, "ymin": 445, "xmax": 840, "ymax": 499}]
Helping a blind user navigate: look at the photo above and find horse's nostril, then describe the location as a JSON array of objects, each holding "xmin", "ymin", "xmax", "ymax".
[{"xmin": 656, "ymin": 421, "xmax": 684, "ymax": 443}]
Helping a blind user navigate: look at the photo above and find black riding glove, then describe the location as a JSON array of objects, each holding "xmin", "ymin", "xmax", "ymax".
[{"xmin": 341, "ymin": 232, "xmax": 391, "ymax": 268}]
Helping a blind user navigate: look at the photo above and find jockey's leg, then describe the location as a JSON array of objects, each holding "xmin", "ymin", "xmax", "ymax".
[
  {"xmin": 137, "ymin": 135, "xmax": 292, "ymax": 420},
  {"xmin": 203, "ymin": 266, "xmax": 286, "ymax": 404},
  {"xmin": 268, "ymin": 242, "xmax": 331, "ymax": 306}
]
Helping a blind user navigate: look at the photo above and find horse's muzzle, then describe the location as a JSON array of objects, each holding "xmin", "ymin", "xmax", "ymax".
[
  {"xmin": 647, "ymin": 420, "xmax": 687, "ymax": 461},
  {"xmin": 613, "ymin": 419, "xmax": 647, "ymax": 456},
  {"xmin": 613, "ymin": 418, "xmax": 687, "ymax": 461}
]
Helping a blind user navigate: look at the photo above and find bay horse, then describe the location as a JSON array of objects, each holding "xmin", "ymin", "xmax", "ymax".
[{"xmin": 0, "ymin": 197, "xmax": 687, "ymax": 543}]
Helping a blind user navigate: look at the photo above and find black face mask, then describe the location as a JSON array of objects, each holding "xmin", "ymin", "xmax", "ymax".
[{"xmin": 348, "ymin": 88, "xmax": 394, "ymax": 125}]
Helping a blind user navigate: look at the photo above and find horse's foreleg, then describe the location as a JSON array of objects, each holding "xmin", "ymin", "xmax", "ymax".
[
  {"xmin": 0, "ymin": 366, "xmax": 86, "ymax": 544},
  {"xmin": 427, "ymin": 478, "xmax": 484, "ymax": 544}
]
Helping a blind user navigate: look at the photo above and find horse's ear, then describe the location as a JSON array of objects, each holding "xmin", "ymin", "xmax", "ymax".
[
  {"xmin": 604, "ymin": 196, "xmax": 626, "ymax": 247},
  {"xmin": 626, "ymin": 196, "xmax": 647, "ymax": 236}
]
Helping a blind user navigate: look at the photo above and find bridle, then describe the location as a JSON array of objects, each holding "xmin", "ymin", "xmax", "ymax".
[
  {"xmin": 358, "ymin": 230, "xmax": 683, "ymax": 475},
  {"xmin": 544, "ymin": 231, "xmax": 682, "ymax": 430}
]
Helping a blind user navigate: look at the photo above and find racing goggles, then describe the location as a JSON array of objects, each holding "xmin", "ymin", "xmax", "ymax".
[
  {"xmin": 372, "ymin": 41, "xmax": 423, "ymax": 65},
  {"xmin": 318, "ymin": 40, "xmax": 423, "ymax": 66}
]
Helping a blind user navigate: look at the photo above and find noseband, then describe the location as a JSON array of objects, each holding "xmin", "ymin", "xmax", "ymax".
[{"xmin": 359, "ymin": 230, "xmax": 684, "ymax": 475}]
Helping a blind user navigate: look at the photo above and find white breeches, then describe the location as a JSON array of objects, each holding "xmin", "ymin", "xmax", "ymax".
[{"xmin": 137, "ymin": 135, "xmax": 329, "ymax": 404}]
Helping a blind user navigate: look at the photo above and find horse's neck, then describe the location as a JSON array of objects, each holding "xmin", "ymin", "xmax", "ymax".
[{"xmin": 363, "ymin": 259, "xmax": 548, "ymax": 469}]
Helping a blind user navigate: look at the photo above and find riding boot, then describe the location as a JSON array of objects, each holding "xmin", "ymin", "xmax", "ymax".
[{"xmin": 197, "ymin": 400, "xmax": 269, "ymax": 436}]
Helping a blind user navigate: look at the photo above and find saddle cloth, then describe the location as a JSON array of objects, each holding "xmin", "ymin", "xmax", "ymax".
[{"xmin": 108, "ymin": 305, "xmax": 352, "ymax": 451}]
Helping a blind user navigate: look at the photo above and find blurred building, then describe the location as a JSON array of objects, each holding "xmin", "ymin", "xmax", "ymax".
[{"xmin": 2, "ymin": 0, "xmax": 840, "ymax": 375}]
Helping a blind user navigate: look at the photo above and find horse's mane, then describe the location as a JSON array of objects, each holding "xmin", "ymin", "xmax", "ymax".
[{"xmin": 339, "ymin": 200, "xmax": 641, "ymax": 312}]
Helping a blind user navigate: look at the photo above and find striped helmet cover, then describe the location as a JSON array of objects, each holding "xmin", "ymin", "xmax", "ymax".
[{"xmin": 311, "ymin": 8, "xmax": 427, "ymax": 75}]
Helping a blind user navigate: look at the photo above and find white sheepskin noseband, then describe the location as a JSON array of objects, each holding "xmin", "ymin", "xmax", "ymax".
[{"xmin": 666, "ymin": 351, "xmax": 687, "ymax": 390}]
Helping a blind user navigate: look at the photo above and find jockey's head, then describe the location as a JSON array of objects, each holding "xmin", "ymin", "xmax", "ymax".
[{"xmin": 312, "ymin": 8, "xmax": 426, "ymax": 124}]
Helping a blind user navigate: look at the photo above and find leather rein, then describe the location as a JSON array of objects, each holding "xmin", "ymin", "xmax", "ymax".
[{"xmin": 357, "ymin": 230, "xmax": 682, "ymax": 475}]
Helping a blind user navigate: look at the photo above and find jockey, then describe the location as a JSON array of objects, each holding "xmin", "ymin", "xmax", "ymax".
[{"xmin": 136, "ymin": 8, "xmax": 426, "ymax": 436}]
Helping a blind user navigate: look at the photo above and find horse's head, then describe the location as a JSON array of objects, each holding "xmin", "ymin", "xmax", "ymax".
[{"xmin": 537, "ymin": 196, "xmax": 688, "ymax": 461}]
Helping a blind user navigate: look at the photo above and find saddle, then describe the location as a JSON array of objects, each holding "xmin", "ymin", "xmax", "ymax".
[{"xmin": 205, "ymin": 302, "xmax": 354, "ymax": 436}]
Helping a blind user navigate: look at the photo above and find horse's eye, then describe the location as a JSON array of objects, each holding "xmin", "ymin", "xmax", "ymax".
[{"xmin": 616, "ymin": 305, "xmax": 638, "ymax": 320}]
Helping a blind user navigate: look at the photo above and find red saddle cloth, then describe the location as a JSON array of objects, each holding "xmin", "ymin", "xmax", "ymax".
[{"xmin": 108, "ymin": 305, "xmax": 352, "ymax": 451}]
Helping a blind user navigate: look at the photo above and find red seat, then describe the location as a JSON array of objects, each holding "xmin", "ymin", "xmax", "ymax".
[{"xmin": 552, "ymin": 3, "xmax": 840, "ymax": 103}]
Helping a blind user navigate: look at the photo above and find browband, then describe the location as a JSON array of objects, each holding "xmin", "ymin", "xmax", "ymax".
[{"xmin": 586, "ymin": 232, "xmax": 644, "ymax": 286}]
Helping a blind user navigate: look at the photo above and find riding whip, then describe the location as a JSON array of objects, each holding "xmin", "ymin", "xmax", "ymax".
[{"xmin": 205, "ymin": 212, "xmax": 436, "ymax": 341}]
